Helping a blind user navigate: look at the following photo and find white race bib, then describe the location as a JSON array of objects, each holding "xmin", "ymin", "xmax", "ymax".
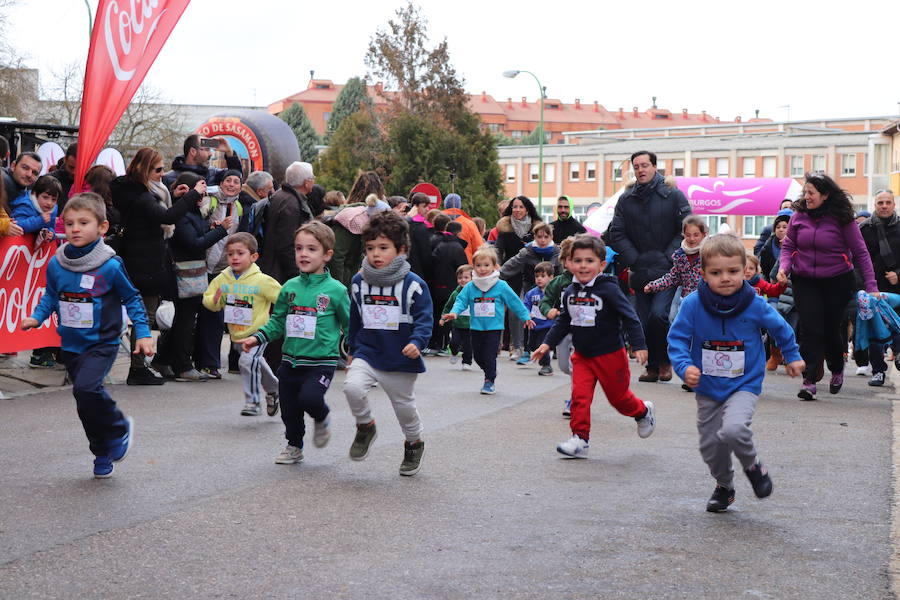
[
  {"xmin": 286, "ymin": 306, "xmax": 317, "ymax": 339},
  {"xmin": 59, "ymin": 292, "xmax": 93, "ymax": 328},
  {"xmin": 474, "ymin": 297, "xmax": 496, "ymax": 318},
  {"xmin": 569, "ymin": 297, "xmax": 599, "ymax": 327},
  {"xmin": 362, "ymin": 294, "xmax": 400, "ymax": 330},
  {"xmin": 224, "ymin": 294, "xmax": 253, "ymax": 326},
  {"xmin": 530, "ymin": 302, "xmax": 545, "ymax": 320},
  {"xmin": 79, "ymin": 274, "xmax": 95, "ymax": 290},
  {"xmin": 701, "ymin": 341, "xmax": 745, "ymax": 378}
]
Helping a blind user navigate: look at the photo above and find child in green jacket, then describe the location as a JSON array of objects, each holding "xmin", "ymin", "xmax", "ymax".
[{"xmin": 442, "ymin": 264, "xmax": 474, "ymax": 369}]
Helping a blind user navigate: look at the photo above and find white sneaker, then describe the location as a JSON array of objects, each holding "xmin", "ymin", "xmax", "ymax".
[
  {"xmin": 856, "ymin": 365, "xmax": 872, "ymax": 377},
  {"xmin": 636, "ymin": 400, "xmax": 656, "ymax": 438},
  {"xmin": 449, "ymin": 355, "xmax": 459, "ymax": 364},
  {"xmin": 313, "ymin": 417, "xmax": 331, "ymax": 448},
  {"xmin": 461, "ymin": 363, "xmax": 472, "ymax": 371},
  {"xmin": 509, "ymin": 349, "xmax": 521, "ymax": 361},
  {"xmin": 556, "ymin": 435, "xmax": 589, "ymax": 458},
  {"xmin": 275, "ymin": 445, "xmax": 303, "ymax": 464}
]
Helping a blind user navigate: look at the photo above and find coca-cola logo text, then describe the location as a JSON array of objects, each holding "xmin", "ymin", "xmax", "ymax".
[
  {"xmin": 0, "ymin": 237, "xmax": 60, "ymax": 352},
  {"xmin": 103, "ymin": 0, "xmax": 167, "ymax": 82}
]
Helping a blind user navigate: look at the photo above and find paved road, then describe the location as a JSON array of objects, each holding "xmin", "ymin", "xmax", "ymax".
[{"xmin": 0, "ymin": 355, "xmax": 894, "ymax": 599}]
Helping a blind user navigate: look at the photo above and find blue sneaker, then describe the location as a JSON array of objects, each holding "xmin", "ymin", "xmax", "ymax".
[
  {"xmin": 108, "ymin": 416, "xmax": 134, "ymax": 463},
  {"xmin": 516, "ymin": 354, "xmax": 531, "ymax": 366},
  {"xmin": 480, "ymin": 381, "xmax": 496, "ymax": 395},
  {"xmin": 93, "ymin": 456, "xmax": 114, "ymax": 479}
]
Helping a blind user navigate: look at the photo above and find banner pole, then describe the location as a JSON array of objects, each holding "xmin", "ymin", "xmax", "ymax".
[{"xmin": 83, "ymin": 0, "xmax": 93, "ymax": 36}]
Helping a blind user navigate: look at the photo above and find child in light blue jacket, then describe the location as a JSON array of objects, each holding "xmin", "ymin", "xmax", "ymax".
[
  {"xmin": 444, "ymin": 246, "xmax": 534, "ymax": 395},
  {"xmin": 11, "ymin": 175, "xmax": 60, "ymax": 237}
]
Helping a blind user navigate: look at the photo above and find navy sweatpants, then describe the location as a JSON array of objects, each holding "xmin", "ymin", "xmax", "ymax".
[
  {"xmin": 278, "ymin": 364, "xmax": 334, "ymax": 448},
  {"xmin": 472, "ymin": 329, "xmax": 502, "ymax": 383}
]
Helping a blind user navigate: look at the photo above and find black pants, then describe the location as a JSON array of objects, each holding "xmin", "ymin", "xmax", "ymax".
[
  {"xmin": 428, "ymin": 288, "xmax": 452, "ymax": 350},
  {"xmin": 526, "ymin": 326, "xmax": 552, "ymax": 366},
  {"xmin": 130, "ymin": 294, "xmax": 158, "ymax": 368},
  {"xmin": 791, "ymin": 271, "xmax": 855, "ymax": 381},
  {"xmin": 449, "ymin": 326, "xmax": 473, "ymax": 365},
  {"xmin": 472, "ymin": 330, "xmax": 502, "ymax": 382},
  {"xmin": 61, "ymin": 344, "xmax": 128, "ymax": 457},
  {"xmin": 633, "ymin": 286, "xmax": 675, "ymax": 368},
  {"xmin": 278, "ymin": 364, "xmax": 334, "ymax": 449},
  {"xmin": 194, "ymin": 303, "xmax": 225, "ymax": 370},
  {"xmin": 160, "ymin": 296, "xmax": 202, "ymax": 373}
]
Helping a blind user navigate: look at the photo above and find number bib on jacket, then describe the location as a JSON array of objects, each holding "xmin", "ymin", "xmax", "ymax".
[
  {"xmin": 569, "ymin": 297, "xmax": 599, "ymax": 327},
  {"xmin": 224, "ymin": 295, "xmax": 253, "ymax": 326},
  {"xmin": 286, "ymin": 305, "xmax": 317, "ymax": 339},
  {"xmin": 362, "ymin": 295, "xmax": 400, "ymax": 330},
  {"xmin": 474, "ymin": 297, "xmax": 496, "ymax": 318},
  {"xmin": 59, "ymin": 292, "xmax": 93, "ymax": 328},
  {"xmin": 530, "ymin": 302, "xmax": 545, "ymax": 320},
  {"xmin": 701, "ymin": 340, "xmax": 745, "ymax": 378}
]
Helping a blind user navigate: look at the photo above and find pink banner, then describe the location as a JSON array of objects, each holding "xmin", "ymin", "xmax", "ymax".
[
  {"xmin": 0, "ymin": 235, "xmax": 60, "ymax": 353},
  {"xmin": 675, "ymin": 178, "xmax": 797, "ymax": 215}
]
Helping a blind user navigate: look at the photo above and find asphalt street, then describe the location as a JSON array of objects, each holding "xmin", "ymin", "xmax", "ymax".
[{"xmin": 0, "ymin": 354, "xmax": 894, "ymax": 599}]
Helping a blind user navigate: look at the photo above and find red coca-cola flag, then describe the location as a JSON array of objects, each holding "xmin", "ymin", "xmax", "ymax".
[
  {"xmin": 0, "ymin": 235, "xmax": 60, "ymax": 353},
  {"xmin": 74, "ymin": 0, "xmax": 192, "ymax": 192}
]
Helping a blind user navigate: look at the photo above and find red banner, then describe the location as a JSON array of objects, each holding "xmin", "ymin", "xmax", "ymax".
[
  {"xmin": 0, "ymin": 235, "xmax": 60, "ymax": 353},
  {"xmin": 74, "ymin": 0, "xmax": 192, "ymax": 191}
]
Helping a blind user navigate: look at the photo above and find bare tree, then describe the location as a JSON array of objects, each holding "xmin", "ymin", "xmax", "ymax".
[{"xmin": 0, "ymin": 0, "xmax": 38, "ymax": 119}]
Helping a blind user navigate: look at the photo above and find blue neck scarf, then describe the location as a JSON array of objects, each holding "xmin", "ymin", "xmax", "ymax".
[
  {"xmin": 64, "ymin": 237, "xmax": 100, "ymax": 259},
  {"xmin": 697, "ymin": 280, "xmax": 756, "ymax": 318}
]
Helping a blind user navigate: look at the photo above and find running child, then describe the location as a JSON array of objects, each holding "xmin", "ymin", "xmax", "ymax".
[
  {"xmin": 203, "ymin": 232, "xmax": 282, "ymax": 417},
  {"xmin": 343, "ymin": 211, "xmax": 433, "ymax": 476},
  {"xmin": 539, "ymin": 236, "xmax": 576, "ymax": 416},
  {"xmin": 239, "ymin": 222, "xmax": 349, "ymax": 464},
  {"xmin": 667, "ymin": 234, "xmax": 804, "ymax": 512},
  {"xmin": 444, "ymin": 245, "xmax": 535, "ymax": 395},
  {"xmin": 523, "ymin": 261, "xmax": 556, "ymax": 376},
  {"xmin": 532, "ymin": 235, "xmax": 655, "ymax": 458},
  {"xmin": 22, "ymin": 193, "xmax": 148, "ymax": 478},
  {"xmin": 643, "ymin": 214, "xmax": 707, "ymax": 300},
  {"xmin": 442, "ymin": 264, "xmax": 474, "ymax": 369}
]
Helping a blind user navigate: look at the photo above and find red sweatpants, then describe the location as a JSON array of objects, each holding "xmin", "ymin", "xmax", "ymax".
[{"xmin": 570, "ymin": 348, "xmax": 646, "ymax": 441}]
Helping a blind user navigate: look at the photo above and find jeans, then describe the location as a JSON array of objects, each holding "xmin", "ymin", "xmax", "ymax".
[{"xmin": 633, "ymin": 286, "xmax": 675, "ymax": 368}]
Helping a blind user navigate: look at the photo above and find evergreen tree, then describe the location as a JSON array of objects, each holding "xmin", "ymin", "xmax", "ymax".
[
  {"xmin": 518, "ymin": 126, "xmax": 546, "ymax": 146},
  {"xmin": 279, "ymin": 102, "xmax": 319, "ymax": 160},
  {"xmin": 325, "ymin": 77, "xmax": 373, "ymax": 143},
  {"xmin": 316, "ymin": 111, "xmax": 384, "ymax": 194}
]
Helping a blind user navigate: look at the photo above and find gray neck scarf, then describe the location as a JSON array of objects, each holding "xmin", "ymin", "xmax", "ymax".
[
  {"xmin": 511, "ymin": 215, "xmax": 532, "ymax": 239},
  {"xmin": 55, "ymin": 239, "xmax": 116, "ymax": 273},
  {"xmin": 361, "ymin": 254, "xmax": 410, "ymax": 287}
]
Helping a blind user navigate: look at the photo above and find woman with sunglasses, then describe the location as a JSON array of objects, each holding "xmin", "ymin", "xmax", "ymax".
[{"xmin": 111, "ymin": 147, "xmax": 197, "ymax": 386}]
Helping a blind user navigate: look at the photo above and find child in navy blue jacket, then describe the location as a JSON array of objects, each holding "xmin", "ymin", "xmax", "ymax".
[
  {"xmin": 523, "ymin": 261, "xmax": 556, "ymax": 375},
  {"xmin": 23, "ymin": 193, "xmax": 152, "ymax": 479},
  {"xmin": 533, "ymin": 236, "xmax": 654, "ymax": 459},
  {"xmin": 668, "ymin": 234, "xmax": 804, "ymax": 512},
  {"xmin": 344, "ymin": 211, "xmax": 433, "ymax": 476}
]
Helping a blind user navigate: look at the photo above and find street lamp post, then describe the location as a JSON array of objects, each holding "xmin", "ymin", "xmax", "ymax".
[{"xmin": 503, "ymin": 70, "xmax": 544, "ymax": 216}]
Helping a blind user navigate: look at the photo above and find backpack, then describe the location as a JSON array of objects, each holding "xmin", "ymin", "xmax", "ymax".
[{"xmin": 246, "ymin": 197, "xmax": 270, "ymax": 257}]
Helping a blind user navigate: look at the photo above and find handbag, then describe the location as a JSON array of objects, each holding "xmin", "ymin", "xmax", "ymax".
[{"xmin": 172, "ymin": 260, "xmax": 208, "ymax": 298}]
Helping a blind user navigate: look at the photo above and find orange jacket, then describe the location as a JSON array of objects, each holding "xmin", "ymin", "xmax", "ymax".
[{"xmin": 443, "ymin": 208, "xmax": 483, "ymax": 262}]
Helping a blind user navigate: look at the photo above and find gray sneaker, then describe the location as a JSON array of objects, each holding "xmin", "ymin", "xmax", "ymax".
[
  {"xmin": 313, "ymin": 417, "xmax": 331, "ymax": 448},
  {"xmin": 266, "ymin": 392, "xmax": 279, "ymax": 417},
  {"xmin": 241, "ymin": 402, "xmax": 262, "ymax": 416},
  {"xmin": 349, "ymin": 422, "xmax": 377, "ymax": 461},
  {"xmin": 399, "ymin": 440, "xmax": 425, "ymax": 476},
  {"xmin": 275, "ymin": 445, "xmax": 303, "ymax": 464},
  {"xmin": 175, "ymin": 369, "xmax": 209, "ymax": 382},
  {"xmin": 538, "ymin": 365, "xmax": 554, "ymax": 376}
]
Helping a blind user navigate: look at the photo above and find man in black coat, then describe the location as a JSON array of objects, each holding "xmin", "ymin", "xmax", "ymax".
[
  {"xmin": 550, "ymin": 195, "xmax": 585, "ymax": 244},
  {"xmin": 608, "ymin": 150, "xmax": 691, "ymax": 382},
  {"xmin": 162, "ymin": 134, "xmax": 242, "ymax": 188},
  {"xmin": 259, "ymin": 161, "xmax": 314, "ymax": 284}
]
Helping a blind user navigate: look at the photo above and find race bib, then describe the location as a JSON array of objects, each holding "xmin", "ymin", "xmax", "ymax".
[
  {"xmin": 80, "ymin": 274, "xmax": 95, "ymax": 290},
  {"xmin": 286, "ymin": 305, "xmax": 317, "ymax": 339},
  {"xmin": 362, "ymin": 295, "xmax": 400, "ymax": 330},
  {"xmin": 530, "ymin": 301, "xmax": 545, "ymax": 320},
  {"xmin": 701, "ymin": 340, "xmax": 745, "ymax": 378},
  {"xmin": 474, "ymin": 297, "xmax": 496, "ymax": 318},
  {"xmin": 569, "ymin": 297, "xmax": 599, "ymax": 327},
  {"xmin": 224, "ymin": 294, "xmax": 253, "ymax": 326},
  {"xmin": 59, "ymin": 292, "xmax": 93, "ymax": 329}
]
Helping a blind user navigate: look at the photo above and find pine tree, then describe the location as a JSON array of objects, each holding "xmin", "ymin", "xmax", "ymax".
[
  {"xmin": 325, "ymin": 77, "xmax": 373, "ymax": 143},
  {"xmin": 316, "ymin": 111, "xmax": 384, "ymax": 194},
  {"xmin": 279, "ymin": 102, "xmax": 319, "ymax": 160}
]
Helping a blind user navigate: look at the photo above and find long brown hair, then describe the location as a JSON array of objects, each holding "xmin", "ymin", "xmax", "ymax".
[
  {"xmin": 347, "ymin": 171, "xmax": 385, "ymax": 205},
  {"xmin": 125, "ymin": 147, "xmax": 163, "ymax": 187}
]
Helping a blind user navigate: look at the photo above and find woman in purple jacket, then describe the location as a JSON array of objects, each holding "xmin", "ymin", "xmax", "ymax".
[{"xmin": 777, "ymin": 173, "xmax": 878, "ymax": 401}]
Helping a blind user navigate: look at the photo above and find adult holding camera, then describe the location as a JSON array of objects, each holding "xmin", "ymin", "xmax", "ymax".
[
  {"xmin": 111, "ymin": 147, "xmax": 196, "ymax": 385},
  {"xmin": 163, "ymin": 134, "xmax": 242, "ymax": 189}
]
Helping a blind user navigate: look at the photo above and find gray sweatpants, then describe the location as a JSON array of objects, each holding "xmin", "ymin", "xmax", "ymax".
[
  {"xmin": 233, "ymin": 342, "xmax": 278, "ymax": 405},
  {"xmin": 556, "ymin": 334, "xmax": 573, "ymax": 375},
  {"xmin": 696, "ymin": 391, "xmax": 758, "ymax": 489},
  {"xmin": 343, "ymin": 358, "xmax": 423, "ymax": 442}
]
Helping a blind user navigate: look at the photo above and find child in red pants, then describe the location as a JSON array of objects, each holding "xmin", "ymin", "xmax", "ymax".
[{"xmin": 533, "ymin": 235, "xmax": 655, "ymax": 458}]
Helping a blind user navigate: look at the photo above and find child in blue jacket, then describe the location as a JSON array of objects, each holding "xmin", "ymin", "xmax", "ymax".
[
  {"xmin": 22, "ymin": 193, "xmax": 153, "ymax": 479},
  {"xmin": 523, "ymin": 261, "xmax": 556, "ymax": 375},
  {"xmin": 668, "ymin": 234, "xmax": 804, "ymax": 513},
  {"xmin": 11, "ymin": 174, "xmax": 60, "ymax": 238},
  {"xmin": 444, "ymin": 245, "xmax": 535, "ymax": 395}
]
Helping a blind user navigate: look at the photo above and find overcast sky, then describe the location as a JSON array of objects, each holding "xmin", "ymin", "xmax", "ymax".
[{"xmin": 9, "ymin": 0, "xmax": 900, "ymax": 123}]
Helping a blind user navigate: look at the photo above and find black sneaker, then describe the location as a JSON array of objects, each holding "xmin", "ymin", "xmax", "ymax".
[
  {"xmin": 349, "ymin": 422, "xmax": 377, "ymax": 461},
  {"xmin": 706, "ymin": 485, "xmax": 735, "ymax": 512},
  {"xmin": 869, "ymin": 371, "xmax": 886, "ymax": 387},
  {"xmin": 744, "ymin": 461, "xmax": 773, "ymax": 498},
  {"xmin": 681, "ymin": 383, "xmax": 692, "ymax": 392},
  {"xmin": 126, "ymin": 367, "xmax": 165, "ymax": 386},
  {"xmin": 399, "ymin": 440, "xmax": 425, "ymax": 476}
]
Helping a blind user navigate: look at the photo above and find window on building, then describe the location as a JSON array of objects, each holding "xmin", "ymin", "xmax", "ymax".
[
  {"xmin": 585, "ymin": 162, "xmax": 596, "ymax": 181},
  {"xmin": 743, "ymin": 215, "xmax": 774, "ymax": 239},
  {"xmin": 742, "ymin": 158, "xmax": 756, "ymax": 177},
  {"xmin": 572, "ymin": 205, "xmax": 587, "ymax": 223},
  {"xmin": 511, "ymin": 130, "xmax": 524, "ymax": 140},
  {"xmin": 505, "ymin": 164, "xmax": 515, "ymax": 183},
  {"xmin": 812, "ymin": 155, "xmax": 826, "ymax": 173},
  {"xmin": 323, "ymin": 112, "xmax": 331, "ymax": 123},
  {"xmin": 672, "ymin": 159, "xmax": 684, "ymax": 177},
  {"xmin": 569, "ymin": 162, "xmax": 580, "ymax": 181},
  {"xmin": 716, "ymin": 158, "xmax": 729, "ymax": 177},
  {"xmin": 544, "ymin": 163, "xmax": 555, "ymax": 183},
  {"xmin": 701, "ymin": 215, "xmax": 729, "ymax": 235},
  {"xmin": 613, "ymin": 166, "xmax": 622, "ymax": 181},
  {"xmin": 529, "ymin": 164, "xmax": 539, "ymax": 182},
  {"xmin": 841, "ymin": 154, "xmax": 856, "ymax": 176},
  {"xmin": 790, "ymin": 156, "xmax": 804, "ymax": 177},
  {"xmin": 874, "ymin": 144, "xmax": 889, "ymax": 174},
  {"xmin": 657, "ymin": 159, "xmax": 667, "ymax": 176},
  {"xmin": 697, "ymin": 158, "xmax": 710, "ymax": 177},
  {"xmin": 763, "ymin": 156, "xmax": 776, "ymax": 178},
  {"xmin": 488, "ymin": 123, "xmax": 501, "ymax": 134}
]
